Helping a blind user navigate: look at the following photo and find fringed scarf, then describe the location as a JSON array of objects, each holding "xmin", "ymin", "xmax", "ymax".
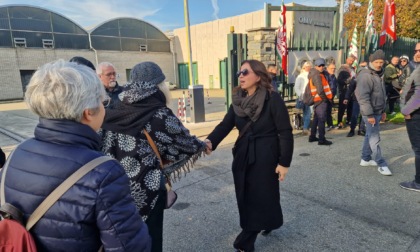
[
  {"xmin": 100, "ymin": 81, "xmax": 206, "ymax": 220},
  {"xmin": 232, "ymin": 86, "xmax": 267, "ymax": 122}
]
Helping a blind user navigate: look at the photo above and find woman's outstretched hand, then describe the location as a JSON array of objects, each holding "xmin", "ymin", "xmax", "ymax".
[
  {"xmin": 204, "ymin": 139, "xmax": 212, "ymax": 155},
  {"xmin": 275, "ymin": 164, "xmax": 288, "ymax": 182}
]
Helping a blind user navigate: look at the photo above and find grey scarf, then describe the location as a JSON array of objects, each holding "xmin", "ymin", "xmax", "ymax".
[{"xmin": 232, "ymin": 86, "xmax": 267, "ymax": 122}]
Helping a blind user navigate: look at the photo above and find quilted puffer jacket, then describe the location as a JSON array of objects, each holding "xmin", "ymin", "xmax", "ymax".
[{"xmin": 0, "ymin": 118, "xmax": 151, "ymax": 252}]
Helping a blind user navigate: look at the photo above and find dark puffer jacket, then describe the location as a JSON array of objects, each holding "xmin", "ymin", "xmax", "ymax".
[{"xmin": 0, "ymin": 118, "xmax": 151, "ymax": 252}]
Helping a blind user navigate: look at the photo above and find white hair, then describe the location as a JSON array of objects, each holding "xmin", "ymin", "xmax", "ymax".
[
  {"xmin": 96, "ymin": 62, "xmax": 115, "ymax": 75},
  {"xmin": 25, "ymin": 59, "xmax": 106, "ymax": 122},
  {"xmin": 157, "ymin": 82, "xmax": 172, "ymax": 106},
  {"xmin": 300, "ymin": 61, "xmax": 313, "ymax": 73}
]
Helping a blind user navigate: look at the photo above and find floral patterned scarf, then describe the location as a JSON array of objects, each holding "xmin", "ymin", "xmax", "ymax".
[{"xmin": 100, "ymin": 82, "xmax": 206, "ymax": 220}]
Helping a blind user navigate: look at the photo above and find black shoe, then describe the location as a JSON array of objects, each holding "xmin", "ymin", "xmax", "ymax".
[
  {"xmin": 347, "ymin": 131, "xmax": 355, "ymax": 137},
  {"xmin": 309, "ymin": 136, "xmax": 319, "ymax": 142},
  {"xmin": 357, "ymin": 130, "xmax": 365, "ymax": 136},
  {"xmin": 318, "ymin": 140, "xmax": 333, "ymax": 145},
  {"xmin": 261, "ymin": 230, "xmax": 272, "ymax": 236}
]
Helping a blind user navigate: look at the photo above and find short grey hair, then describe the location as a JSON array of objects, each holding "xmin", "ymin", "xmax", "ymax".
[
  {"xmin": 25, "ymin": 59, "xmax": 106, "ymax": 122},
  {"xmin": 96, "ymin": 62, "xmax": 115, "ymax": 75}
]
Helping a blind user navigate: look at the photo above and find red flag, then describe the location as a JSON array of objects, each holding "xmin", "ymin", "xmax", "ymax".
[
  {"xmin": 276, "ymin": 0, "xmax": 287, "ymax": 76},
  {"xmin": 379, "ymin": 0, "xmax": 396, "ymax": 46}
]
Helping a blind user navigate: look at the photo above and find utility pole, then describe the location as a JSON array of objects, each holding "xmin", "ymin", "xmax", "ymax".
[
  {"xmin": 183, "ymin": 0, "xmax": 205, "ymax": 123},
  {"xmin": 183, "ymin": 0, "xmax": 194, "ymax": 86}
]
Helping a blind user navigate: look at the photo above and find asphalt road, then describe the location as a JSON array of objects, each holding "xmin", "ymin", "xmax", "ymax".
[{"xmin": 1, "ymin": 95, "xmax": 420, "ymax": 252}]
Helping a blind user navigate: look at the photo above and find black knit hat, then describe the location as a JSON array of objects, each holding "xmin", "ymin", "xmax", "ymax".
[
  {"xmin": 130, "ymin": 61, "xmax": 165, "ymax": 85},
  {"xmin": 369, "ymin": 50, "xmax": 386, "ymax": 62},
  {"xmin": 121, "ymin": 62, "xmax": 166, "ymax": 104}
]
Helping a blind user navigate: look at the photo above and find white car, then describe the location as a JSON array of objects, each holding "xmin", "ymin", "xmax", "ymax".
[{"xmin": 165, "ymin": 81, "xmax": 177, "ymax": 90}]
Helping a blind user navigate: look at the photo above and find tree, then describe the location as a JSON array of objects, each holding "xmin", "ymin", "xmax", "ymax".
[{"xmin": 343, "ymin": 0, "xmax": 420, "ymax": 39}]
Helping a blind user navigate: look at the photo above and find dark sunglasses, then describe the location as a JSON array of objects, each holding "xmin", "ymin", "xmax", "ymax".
[
  {"xmin": 415, "ymin": 49, "xmax": 420, "ymax": 54},
  {"xmin": 317, "ymin": 64, "xmax": 325, "ymax": 67},
  {"xmin": 236, "ymin": 69, "xmax": 249, "ymax": 77}
]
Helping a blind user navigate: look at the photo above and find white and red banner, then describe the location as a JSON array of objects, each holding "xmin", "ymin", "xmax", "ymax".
[
  {"xmin": 276, "ymin": 0, "xmax": 287, "ymax": 76},
  {"xmin": 379, "ymin": 0, "xmax": 396, "ymax": 46}
]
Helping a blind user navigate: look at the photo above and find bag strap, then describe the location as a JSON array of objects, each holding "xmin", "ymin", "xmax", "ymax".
[
  {"xmin": 143, "ymin": 129, "xmax": 163, "ymax": 169},
  {"xmin": 26, "ymin": 156, "xmax": 113, "ymax": 231},
  {"xmin": 236, "ymin": 121, "xmax": 252, "ymax": 142},
  {"xmin": 1, "ymin": 149, "xmax": 15, "ymax": 206}
]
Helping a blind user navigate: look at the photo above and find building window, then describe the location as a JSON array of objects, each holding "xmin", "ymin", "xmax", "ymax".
[
  {"xmin": 14, "ymin": 38, "xmax": 26, "ymax": 48},
  {"xmin": 139, "ymin": 44, "xmax": 147, "ymax": 52},
  {"xmin": 42, "ymin": 39, "xmax": 54, "ymax": 49}
]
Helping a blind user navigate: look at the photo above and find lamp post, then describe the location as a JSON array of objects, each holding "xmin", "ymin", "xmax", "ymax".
[
  {"xmin": 337, "ymin": 0, "xmax": 344, "ymax": 34},
  {"xmin": 183, "ymin": 0, "xmax": 194, "ymax": 86},
  {"xmin": 183, "ymin": 0, "xmax": 205, "ymax": 123}
]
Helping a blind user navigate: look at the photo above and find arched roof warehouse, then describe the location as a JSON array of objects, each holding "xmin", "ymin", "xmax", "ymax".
[
  {"xmin": 90, "ymin": 18, "xmax": 170, "ymax": 52},
  {"xmin": 0, "ymin": 5, "xmax": 90, "ymax": 49}
]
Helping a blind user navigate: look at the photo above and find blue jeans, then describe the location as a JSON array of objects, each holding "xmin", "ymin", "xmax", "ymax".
[
  {"xmin": 361, "ymin": 115, "xmax": 387, "ymax": 167},
  {"xmin": 405, "ymin": 113, "xmax": 420, "ymax": 183},
  {"xmin": 302, "ymin": 104, "xmax": 312, "ymax": 130},
  {"xmin": 311, "ymin": 102, "xmax": 327, "ymax": 141}
]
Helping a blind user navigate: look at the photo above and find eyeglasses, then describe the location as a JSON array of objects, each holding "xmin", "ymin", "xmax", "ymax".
[
  {"xmin": 103, "ymin": 96, "xmax": 111, "ymax": 108},
  {"xmin": 103, "ymin": 72, "xmax": 117, "ymax": 77},
  {"xmin": 236, "ymin": 69, "xmax": 250, "ymax": 77},
  {"xmin": 317, "ymin": 65, "xmax": 325, "ymax": 67},
  {"xmin": 415, "ymin": 49, "xmax": 420, "ymax": 54}
]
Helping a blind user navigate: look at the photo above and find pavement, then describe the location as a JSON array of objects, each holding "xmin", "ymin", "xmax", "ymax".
[{"xmin": 1, "ymin": 90, "xmax": 420, "ymax": 251}]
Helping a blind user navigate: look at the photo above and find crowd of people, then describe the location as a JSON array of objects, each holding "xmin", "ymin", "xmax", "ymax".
[
  {"xmin": 294, "ymin": 42, "xmax": 420, "ymax": 180},
  {"xmin": 0, "ymin": 40, "xmax": 418, "ymax": 251}
]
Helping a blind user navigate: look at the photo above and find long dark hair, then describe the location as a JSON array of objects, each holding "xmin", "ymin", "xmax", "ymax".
[{"xmin": 234, "ymin": 59, "xmax": 274, "ymax": 93}]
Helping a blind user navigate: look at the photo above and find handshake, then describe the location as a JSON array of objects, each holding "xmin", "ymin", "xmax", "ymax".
[{"xmin": 204, "ymin": 139, "xmax": 212, "ymax": 155}]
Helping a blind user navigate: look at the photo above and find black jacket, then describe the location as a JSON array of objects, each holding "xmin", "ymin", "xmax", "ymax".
[{"xmin": 207, "ymin": 91, "xmax": 293, "ymax": 230}]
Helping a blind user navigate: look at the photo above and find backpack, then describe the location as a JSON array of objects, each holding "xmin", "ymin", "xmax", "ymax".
[
  {"xmin": 0, "ymin": 152, "xmax": 112, "ymax": 252},
  {"xmin": 302, "ymin": 81, "xmax": 315, "ymax": 106}
]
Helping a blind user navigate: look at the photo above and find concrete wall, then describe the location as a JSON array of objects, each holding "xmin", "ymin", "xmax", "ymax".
[
  {"xmin": 0, "ymin": 48, "xmax": 175, "ymax": 101},
  {"xmin": 173, "ymin": 5, "xmax": 297, "ymax": 89}
]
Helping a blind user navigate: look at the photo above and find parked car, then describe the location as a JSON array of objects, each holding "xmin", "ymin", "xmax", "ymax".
[{"xmin": 165, "ymin": 81, "xmax": 177, "ymax": 90}]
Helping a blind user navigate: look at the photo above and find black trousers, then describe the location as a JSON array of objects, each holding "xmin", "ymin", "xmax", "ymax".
[
  {"xmin": 145, "ymin": 183, "xmax": 167, "ymax": 252},
  {"xmin": 233, "ymin": 229, "xmax": 259, "ymax": 252},
  {"xmin": 337, "ymin": 94, "xmax": 352, "ymax": 125}
]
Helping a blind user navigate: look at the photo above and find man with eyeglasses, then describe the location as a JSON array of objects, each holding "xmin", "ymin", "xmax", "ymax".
[
  {"xmin": 97, "ymin": 62, "xmax": 122, "ymax": 108},
  {"xmin": 308, "ymin": 58, "xmax": 333, "ymax": 145},
  {"xmin": 400, "ymin": 42, "xmax": 420, "ymax": 192}
]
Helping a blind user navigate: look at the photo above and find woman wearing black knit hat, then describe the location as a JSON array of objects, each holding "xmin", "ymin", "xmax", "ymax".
[{"xmin": 100, "ymin": 61, "xmax": 209, "ymax": 252}]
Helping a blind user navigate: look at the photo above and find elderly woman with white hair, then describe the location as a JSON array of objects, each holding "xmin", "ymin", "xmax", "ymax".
[
  {"xmin": 101, "ymin": 61, "xmax": 208, "ymax": 252},
  {"xmin": 294, "ymin": 60, "xmax": 313, "ymax": 134},
  {"xmin": 0, "ymin": 60, "xmax": 151, "ymax": 251}
]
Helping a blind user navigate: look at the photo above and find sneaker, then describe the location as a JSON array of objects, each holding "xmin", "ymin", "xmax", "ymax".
[
  {"xmin": 337, "ymin": 122, "xmax": 344, "ymax": 129},
  {"xmin": 378, "ymin": 166, "xmax": 392, "ymax": 176},
  {"xmin": 347, "ymin": 131, "xmax": 355, "ymax": 137},
  {"xmin": 327, "ymin": 126, "xmax": 333, "ymax": 131},
  {"xmin": 357, "ymin": 130, "xmax": 365, "ymax": 136},
  {"xmin": 309, "ymin": 136, "xmax": 319, "ymax": 142},
  {"xmin": 301, "ymin": 129, "xmax": 309, "ymax": 136},
  {"xmin": 400, "ymin": 181, "xmax": 420, "ymax": 192},
  {"xmin": 318, "ymin": 140, "xmax": 333, "ymax": 145},
  {"xmin": 360, "ymin": 159, "xmax": 377, "ymax": 166},
  {"xmin": 390, "ymin": 112, "xmax": 396, "ymax": 116}
]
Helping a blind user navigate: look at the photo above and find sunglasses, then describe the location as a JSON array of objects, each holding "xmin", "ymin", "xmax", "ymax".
[
  {"xmin": 236, "ymin": 69, "xmax": 250, "ymax": 77},
  {"xmin": 317, "ymin": 64, "xmax": 325, "ymax": 67},
  {"xmin": 415, "ymin": 49, "xmax": 420, "ymax": 54}
]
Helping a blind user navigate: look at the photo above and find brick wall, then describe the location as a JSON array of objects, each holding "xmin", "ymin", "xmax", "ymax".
[{"xmin": 0, "ymin": 48, "xmax": 175, "ymax": 101}]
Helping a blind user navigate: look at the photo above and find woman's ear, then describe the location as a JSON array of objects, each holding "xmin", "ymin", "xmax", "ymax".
[{"xmin": 81, "ymin": 109, "xmax": 93, "ymax": 125}]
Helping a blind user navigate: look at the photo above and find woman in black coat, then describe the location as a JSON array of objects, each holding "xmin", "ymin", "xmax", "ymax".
[{"xmin": 205, "ymin": 60, "xmax": 294, "ymax": 252}]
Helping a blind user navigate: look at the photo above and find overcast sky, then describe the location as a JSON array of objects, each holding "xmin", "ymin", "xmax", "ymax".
[{"xmin": 1, "ymin": 0, "xmax": 339, "ymax": 32}]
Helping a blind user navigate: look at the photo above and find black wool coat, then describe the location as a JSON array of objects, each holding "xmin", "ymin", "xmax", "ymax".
[{"xmin": 207, "ymin": 91, "xmax": 294, "ymax": 231}]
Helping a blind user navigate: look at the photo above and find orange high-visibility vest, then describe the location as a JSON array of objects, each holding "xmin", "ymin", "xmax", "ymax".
[{"xmin": 310, "ymin": 74, "xmax": 333, "ymax": 102}]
